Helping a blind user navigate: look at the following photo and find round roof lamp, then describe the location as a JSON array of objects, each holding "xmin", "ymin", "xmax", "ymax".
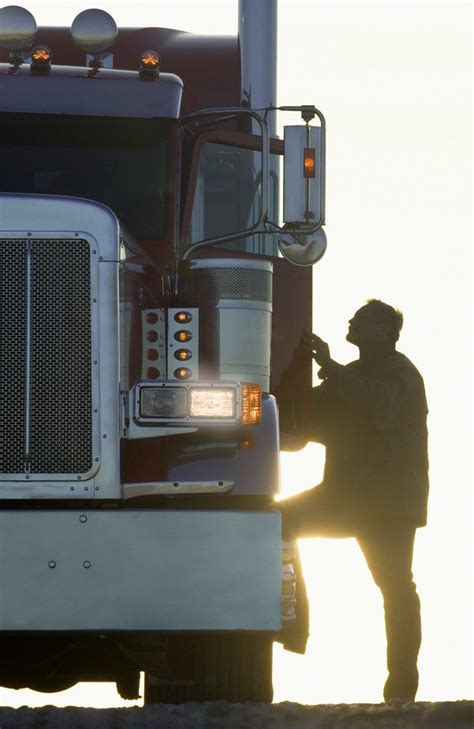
[
  {"xmin": 71, "ymin": 9, "xmax": 117, "ymax": 54},
  {"xmin": 0, "ymin": 5, "xmax": 37, "ymax": 51}
]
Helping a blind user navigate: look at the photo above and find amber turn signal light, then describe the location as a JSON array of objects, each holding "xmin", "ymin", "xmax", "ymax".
[
  {"xmin": 241, "ymin": 383, "xmax": 262, "ymax": 425},
  {"xmin": 303, "ymin": 148, "xmax": 316, "ymax": 178}
]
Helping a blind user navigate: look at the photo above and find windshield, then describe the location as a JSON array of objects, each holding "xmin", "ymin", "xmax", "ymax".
[{"xmin": 0, "ymin": 113, "xmax": 170, "ymax": 239}]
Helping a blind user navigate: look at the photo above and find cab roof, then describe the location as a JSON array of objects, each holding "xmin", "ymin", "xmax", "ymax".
[{"xmin": 0, "ymin": 26, "xmax": 241, "ymax": 115}]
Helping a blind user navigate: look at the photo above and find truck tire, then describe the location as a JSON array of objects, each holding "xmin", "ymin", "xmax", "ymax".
[{"xmin": 144, "ymin": 634, "xmax": 273, "ymax": 704}]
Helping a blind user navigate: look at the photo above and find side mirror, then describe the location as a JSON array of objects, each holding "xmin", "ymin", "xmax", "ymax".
[{"xmin": 279, "ymin": 111, "xmax": 327, "ymax": 266}]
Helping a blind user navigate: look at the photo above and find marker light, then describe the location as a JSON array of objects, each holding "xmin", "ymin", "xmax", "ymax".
[
  {"xmin": 174, "ymin": 330, "xmax": 192, "ymax": 343},
  {"xmin": 175, "ymin": 367, "xmax": 192, "ymax": 380},
  {"xmin": 140, "ymin": 49, "xmax": 160, "ymax": 76},
  {"xmin": 189, "ymin": 388, "xmax": 235, "ymax": 418},
  {"xmin": 241, "ymin": 383, "xmax": 262, "ymax": 425},
  {"xmin": 303, "ymin": 148, "xmax": 316, "ymax": 178},
  {"xmin": 175, "ymin": 349, "xmax": 192, "ymax": 361},
  {"xmin": 147, "ymin": 348, "xmax": 159, "ymax": 361},
  {"xmin": 146, "ymin": 367, "xmax": 160, "ymax": 379},
  {"xmin": 175, "ymin": 311, "xmax": 192, "ymax": 324},
  {"xmin": 31, "ymin": 45, "xmax": 52, "ymax": 69}
]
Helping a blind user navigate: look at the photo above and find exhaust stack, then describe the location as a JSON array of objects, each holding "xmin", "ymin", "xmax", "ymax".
[{"xmin": 238, "ymin": 0, "xmax": 277, "ymax": 135}]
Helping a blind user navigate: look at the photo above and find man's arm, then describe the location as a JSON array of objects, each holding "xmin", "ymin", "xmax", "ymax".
[
  {"xmin": 274, "ymin": 345, "xmax": 334, "ymax": 444},
  {"xmin": 301, "ymin": 333, "xmax": 419, "ymax": 428}
]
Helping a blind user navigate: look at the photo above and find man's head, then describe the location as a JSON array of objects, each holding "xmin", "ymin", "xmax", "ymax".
[{"xmin": 346, "ymin": 299, "xmax": 404, "ymax": 347}]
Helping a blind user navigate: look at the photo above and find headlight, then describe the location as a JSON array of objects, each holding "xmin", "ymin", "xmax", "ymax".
[
  {"xmin": 189, "ymin": 387, "xmax": 235, "ymax": 418},
  {"xmin": 140, "ymin": 387, "xmax": 186, "ymax": 419}
]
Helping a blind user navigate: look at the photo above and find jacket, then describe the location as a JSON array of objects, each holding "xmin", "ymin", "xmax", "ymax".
[{"xmin": 299, "ymin": 351, "xmax": 429, "ymax": 526}]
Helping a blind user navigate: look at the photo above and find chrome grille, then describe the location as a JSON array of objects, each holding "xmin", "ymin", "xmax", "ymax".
[{"xmin": 0, "ymin": 239, "xmax": 92, "ymax": 475}]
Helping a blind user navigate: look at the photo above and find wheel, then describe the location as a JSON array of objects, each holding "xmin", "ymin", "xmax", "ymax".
[{"xmin": 144, "ymin": 633, "xmax": 273, "ymax": 704}]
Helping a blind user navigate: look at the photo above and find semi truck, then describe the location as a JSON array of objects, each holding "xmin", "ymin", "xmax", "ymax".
[{"xmin": 0, "ymin": 0, "xmax": 326, "ymax": 703}]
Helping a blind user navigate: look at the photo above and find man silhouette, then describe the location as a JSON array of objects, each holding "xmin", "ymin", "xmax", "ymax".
[{"xmin": 278, "ymin": 299, "xmax": 429, "ymax": 702}]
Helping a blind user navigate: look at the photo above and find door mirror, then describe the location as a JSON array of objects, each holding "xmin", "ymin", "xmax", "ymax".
[
  {"xmin": 280, "ymin": 119, "xmax": 327, "ymax": 266},
  {"xmin": 283, "ymin": 125, "xmax": 325, "ymax": 227}
]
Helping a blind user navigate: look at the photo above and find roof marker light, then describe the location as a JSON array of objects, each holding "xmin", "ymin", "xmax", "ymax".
[
  {"xmin": 30, "ymin": 44, "xmax": 52, "ymax": 71},
  {"xmin": 140, "ymin": 49, "xmax": 160, "ymax": 78}
]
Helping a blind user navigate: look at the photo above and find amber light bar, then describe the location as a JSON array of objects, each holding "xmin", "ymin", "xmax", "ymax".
[{"xmin": 241, "ymin": 383, "xmax": 262, "ymax": 425}]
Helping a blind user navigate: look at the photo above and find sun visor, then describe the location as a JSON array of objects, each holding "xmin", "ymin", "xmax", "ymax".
[{"xmin": 0, "ymin": 68, "xmax": 183, "ymax": 119}]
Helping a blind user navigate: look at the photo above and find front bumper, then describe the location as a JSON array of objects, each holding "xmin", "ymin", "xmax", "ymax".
[{"xmin": 0, "ymin": 509, "xmax": 281, "ymax": 632}]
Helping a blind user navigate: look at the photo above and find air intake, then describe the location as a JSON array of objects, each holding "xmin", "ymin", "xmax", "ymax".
[{"xmin": 185, "ymin": 258, "xmax": 272, "ymax": 392}]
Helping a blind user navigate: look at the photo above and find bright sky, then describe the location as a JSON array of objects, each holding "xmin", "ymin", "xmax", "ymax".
[{"xmin": 0, "ymin": 0, "xmax": 471, "ymax": 708}]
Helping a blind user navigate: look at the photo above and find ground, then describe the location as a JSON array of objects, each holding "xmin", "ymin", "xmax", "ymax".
[{"xmin": 0, "ymin": 701, "xmax": 472, "ymax": 728}]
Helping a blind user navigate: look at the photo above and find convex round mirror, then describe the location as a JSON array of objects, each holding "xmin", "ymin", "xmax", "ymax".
[{"xmin": 278, "ymin": 227, "xmax": 327, "ymax": 267}]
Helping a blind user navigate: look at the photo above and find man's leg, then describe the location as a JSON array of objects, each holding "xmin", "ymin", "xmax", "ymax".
[
  {"xmin": 356, "ymin": 523, "xmax": 421, "ymax": 701},
  {"xmin": 276, "ymin": 486, "xmax": 355, "ymax": 655},
  {"xmin": 278, "ymin": 485, "xmax": 355, "ymax": 539}
]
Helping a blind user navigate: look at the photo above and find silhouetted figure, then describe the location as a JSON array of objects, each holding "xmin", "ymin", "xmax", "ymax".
[{"xmin": 278, "ymin": 299, "xmax": 429, "ymax": 702}]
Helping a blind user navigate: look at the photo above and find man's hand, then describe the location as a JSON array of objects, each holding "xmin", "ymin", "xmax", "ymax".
[{"xmin": 300, "ymin": 331, "xmax": 332, "ymax": 368}]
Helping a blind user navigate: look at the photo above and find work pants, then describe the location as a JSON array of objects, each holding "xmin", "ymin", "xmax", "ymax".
[{"xmin": 278, "ymin": 485, "xmax": 422, "ymax": 701}]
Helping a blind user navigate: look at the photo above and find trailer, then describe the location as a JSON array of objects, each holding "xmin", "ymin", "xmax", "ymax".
[{"xmin": 0, "ymin": 0, "xmax": 326, "ymax": 703}]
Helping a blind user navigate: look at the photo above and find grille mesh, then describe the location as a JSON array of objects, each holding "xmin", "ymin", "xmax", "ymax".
[
  {"xmin": 188, "ymin": 267, "xmax": 272, "ymax": 304},
  {"xmin": 0, "ymin": 239, "xmax": 92, "ymax": 475}
]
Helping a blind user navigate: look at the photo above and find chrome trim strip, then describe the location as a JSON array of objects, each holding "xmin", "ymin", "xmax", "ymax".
[{"xmin": 122, "ymin": 480, "xmax": 234, "ymax": 500}]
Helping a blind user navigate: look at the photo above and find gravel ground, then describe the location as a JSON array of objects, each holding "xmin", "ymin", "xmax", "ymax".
[{"xmin": 0, "ymin": 701, "xmax": 471, "ymax": 729}]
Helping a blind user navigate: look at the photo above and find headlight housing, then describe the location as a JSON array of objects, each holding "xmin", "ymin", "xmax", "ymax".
[{"xmin": 135, "ymin": 381, "xmax": 262, "ymax": 425}]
